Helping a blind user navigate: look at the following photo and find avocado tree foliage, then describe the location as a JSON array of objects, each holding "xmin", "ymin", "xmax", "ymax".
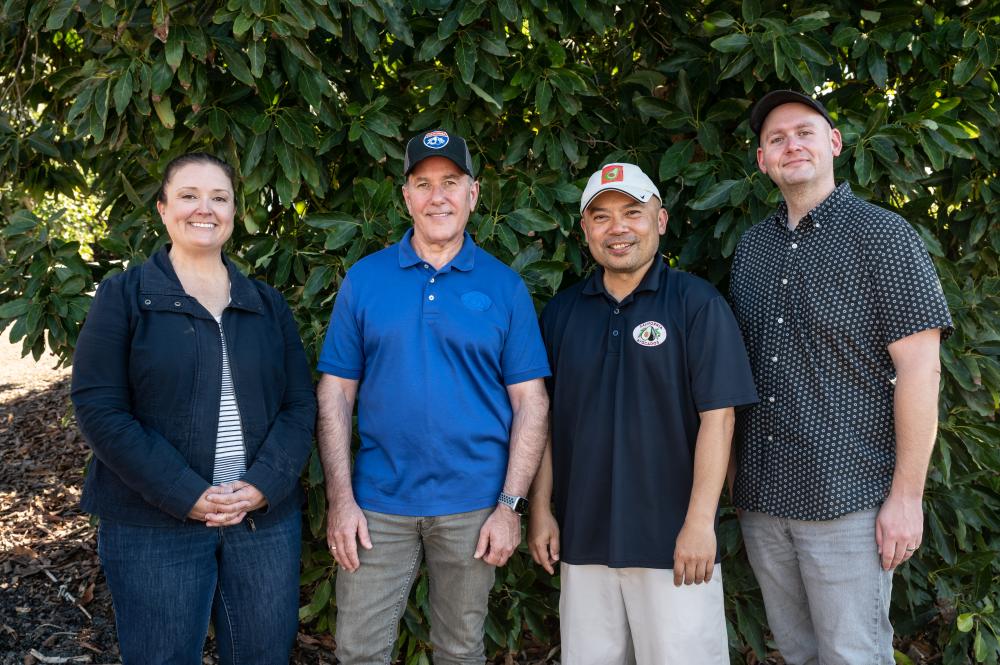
[{"xmin": 1, "ymin": 0, "xmax": 998, "ymax": 662}]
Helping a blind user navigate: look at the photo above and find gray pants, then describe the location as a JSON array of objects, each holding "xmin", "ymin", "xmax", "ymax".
[
  {"xmin": 334, "ymin": 507, "xmax": 495, "ymax": 665},
  {"xmin": 740, "ymin": 508, "xmax": 894, "ymax": 665}
]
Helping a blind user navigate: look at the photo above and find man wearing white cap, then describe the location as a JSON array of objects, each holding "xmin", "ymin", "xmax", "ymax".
[{"xmin": 528, "ymin": 163, "xmax": 758, "ymax": 663}]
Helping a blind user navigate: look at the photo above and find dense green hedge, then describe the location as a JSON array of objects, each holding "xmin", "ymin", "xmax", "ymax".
[{"xmin": 2, "ymin": 0, "xmax": 998, "ymax": 662}]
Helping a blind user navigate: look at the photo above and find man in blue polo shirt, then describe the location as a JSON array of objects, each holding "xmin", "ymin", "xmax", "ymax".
[
  {"xmin": 528, "ymin": 163, "xmax": 758, "ymax": 663},
  {"xmin": 316, "ymin": 130, "xmax": 550, "ymax": 665}
]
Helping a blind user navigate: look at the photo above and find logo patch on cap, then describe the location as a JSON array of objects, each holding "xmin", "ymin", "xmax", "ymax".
[
  {"xmin": 423, "ymin": 130, "xmax": 450, "ymax": 149},
  {"xmin": 632, "ymin": 321, "xmax": 666, "ymax": 347},
  {"xmin": 601, "ymin": 164, "xmax": 624, "ymax": 183}
]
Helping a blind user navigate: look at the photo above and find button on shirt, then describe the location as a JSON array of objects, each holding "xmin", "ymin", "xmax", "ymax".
[
  {"xmin": 730, "ymin": 183, "xmax": 953, "ymax": 521},
  {"xmin": 317, "ymin": 229, "xmax": 550, "ymax": 517},
  {"xmin": 541, "ymin": 258, "xmax": 758, "ymax": 568}
]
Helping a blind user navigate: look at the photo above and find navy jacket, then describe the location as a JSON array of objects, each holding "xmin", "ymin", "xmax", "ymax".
[{"xmin": 71, "ymin": 246, "xmax": 316, "ymax": 527}]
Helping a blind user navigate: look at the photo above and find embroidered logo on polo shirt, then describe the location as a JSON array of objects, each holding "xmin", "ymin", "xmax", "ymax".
[
  {"xmin": 462, "ymin": 291, "xmax": 492, "ymax": 311},
  {"xmin": 633, "ymin": 321, "xmax": 666, "ymax": 347},
  {"xmin": 602, "ymin": 164, "xmax": 624, "ymax": 183},
  {"xmin": 424, "ymin": 130, "xmax": 450, "ymax": 149}
]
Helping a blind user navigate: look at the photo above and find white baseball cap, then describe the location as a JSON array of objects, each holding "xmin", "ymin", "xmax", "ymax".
[{"xmin": 580, "ymin": 163, "xmax": 661, "ymax": 214}]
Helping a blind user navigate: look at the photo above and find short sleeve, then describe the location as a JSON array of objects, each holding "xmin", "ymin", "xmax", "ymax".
[
  {"xmin": 686, "ymin": 296, "xmax": 759, "ymax": 412},
  {"xmin": 317, "ymin": 274, "xmax": 365, "ymax": 379},
  {"xmin": 500, "ymin": 280, "xmax": 551, "ymax": 385},
  {"xmin": 867, "ymin": 220, "xmax": 953, "ymax": 346}
]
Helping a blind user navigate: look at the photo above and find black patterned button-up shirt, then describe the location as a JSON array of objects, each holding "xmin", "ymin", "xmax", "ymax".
[{"xmin": 729, "ymin": 183, "xmax": 953, "ymax": 521}]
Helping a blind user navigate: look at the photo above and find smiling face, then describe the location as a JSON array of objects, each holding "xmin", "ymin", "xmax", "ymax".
[
  {"xmin": 402, "ymin": 156, "xmax": 479, "ymax": 250},
  {"xmin": 757, "ymin": 102, "xmax": 843, "ymax": 194},
  {"xmin": 581, "ymin": 190, "xmax": 667, "ymax": 277},
  {"xmin": 156, "ymin": 161, "xmax": 235, "ymax": 256}
]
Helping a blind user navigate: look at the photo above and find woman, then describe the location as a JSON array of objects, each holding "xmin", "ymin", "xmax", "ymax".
[{"xmin": 71, "ymin": 153, "xmax": 316, "ymax": 664}]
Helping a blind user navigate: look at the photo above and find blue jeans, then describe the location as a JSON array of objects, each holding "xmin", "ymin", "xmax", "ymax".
[
  {"xmin": 97, "ymin": 511, "xmax": 301, "ymax": 665},
  {"xmin": 740, "ymin": 508, "xmax": 894, "ymax": 665},
  {"xmin": 334, "ymin": 507, "xmax": 496, "ymax": 665}
]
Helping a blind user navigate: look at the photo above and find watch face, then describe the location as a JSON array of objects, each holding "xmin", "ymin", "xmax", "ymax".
[{"xmin": 513, "ymin": 497, "xmax": 528, "ymax": 515}]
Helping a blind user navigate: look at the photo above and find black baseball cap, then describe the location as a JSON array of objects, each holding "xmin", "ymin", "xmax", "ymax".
[
  {"xmin": 749, "ymin": 90, "xmax": 834, "ymax": 136},
  {"xmin": 403, "ymin": 130, "xmax": 474, "ymax": 177}
]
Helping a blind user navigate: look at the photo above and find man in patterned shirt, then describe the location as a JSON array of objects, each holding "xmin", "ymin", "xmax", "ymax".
[{"xmin": 729, "ymin": 90, "xmax": 953, "ymax": 664}]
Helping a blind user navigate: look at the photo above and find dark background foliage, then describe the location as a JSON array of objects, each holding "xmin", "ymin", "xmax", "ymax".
[{"xmin": 1, "ymin": 0, "xmax": 998, "ymax": 662}]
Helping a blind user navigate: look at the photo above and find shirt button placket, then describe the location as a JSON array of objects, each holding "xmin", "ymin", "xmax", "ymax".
[
  {"xmin": 424, "ymin": 265, "xmax": 439, "ymax": 317},
  {"xmin": 609, "ymin": 304, "xmax": 623, "ymax": 354}
]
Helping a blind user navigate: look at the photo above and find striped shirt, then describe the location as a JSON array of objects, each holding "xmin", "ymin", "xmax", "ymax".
[{"xmin": 212, "ymin": 318, "xmax": 246, "ymax": 485}]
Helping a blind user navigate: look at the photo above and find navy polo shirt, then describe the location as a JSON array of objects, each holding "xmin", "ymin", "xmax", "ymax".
[
  {"xmin": 541, "ymin": 258, "xmax": 758, "ymax": 568},
  {"xmin": 318, "ymin": 228, "xmax": 550, "ymax": 517}
]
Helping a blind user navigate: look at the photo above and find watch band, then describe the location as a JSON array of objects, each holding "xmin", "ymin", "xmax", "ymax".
[{"xmin": 498, "ymin": 491, "xmax": 528, "ymax": 515}]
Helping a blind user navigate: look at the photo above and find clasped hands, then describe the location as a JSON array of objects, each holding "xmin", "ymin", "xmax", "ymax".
[{"xmin": 188, "ymin": 480, "xmax": 267, "ymax": 527}]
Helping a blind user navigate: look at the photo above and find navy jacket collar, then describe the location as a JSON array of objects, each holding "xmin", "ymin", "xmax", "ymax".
[{"xmin": 140, "ymin": 246, "xmax": 264, "ymax": 314}]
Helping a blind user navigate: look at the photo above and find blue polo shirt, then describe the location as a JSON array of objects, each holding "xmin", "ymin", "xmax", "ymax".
[
  {"xmin": 541, "ymin": 258, "xmax": 758, "ymax": 568},
  {"xmin": 318, "ymin": 229, "xmax": 550, "ymax": 516}
]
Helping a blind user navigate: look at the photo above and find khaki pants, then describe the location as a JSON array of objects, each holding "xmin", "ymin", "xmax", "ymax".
[
  {"xmin": 559, "ymin": 562, "xmax": 728, "ymax": 665},
  {"xmin": 334, "ymin": 507, "xmax": 496, "ymax": 665}
]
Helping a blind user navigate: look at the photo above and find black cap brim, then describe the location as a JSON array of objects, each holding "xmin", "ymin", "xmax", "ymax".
[{"xmin": 750, "ymin": 90, "xmax": 834, "ymax": 136}]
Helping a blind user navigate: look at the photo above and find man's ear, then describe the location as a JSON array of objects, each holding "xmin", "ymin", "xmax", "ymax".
[
  {"xmin": 830, "ymin": 127, "xmax": 843, "ymax": 157},
  {"xmin": 468, "ymin": 179, "xmax": 480, "ymax": 209}
]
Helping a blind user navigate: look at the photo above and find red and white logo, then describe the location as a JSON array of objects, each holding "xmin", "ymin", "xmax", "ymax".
[{"xmin": 601, "ymin": 164, "xmax": 624, "ymax": 183}]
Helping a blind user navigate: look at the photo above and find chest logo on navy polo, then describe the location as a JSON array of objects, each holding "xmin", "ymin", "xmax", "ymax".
[{"xmin": 632, "ymin": 321, "xmax": 666, "ymax": 347}]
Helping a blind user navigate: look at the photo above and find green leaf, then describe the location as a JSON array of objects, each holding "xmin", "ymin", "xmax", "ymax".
[
  {"xmin": 216, "ymin": 41, "xmax": 256, "ymax": 87},
  {"xmin": 113, "ymin": 70, "xmax": 133, "ymax": 115},
  {"xmin": 284, "ymin": 0, "xmax": 317, "ymax": 30},
  {"xmin": 248, "ymin": 40, "xmax": 266, "ymax": 78},
  {"xmin": 120, "ymin": 172, "xmax": 145, "ymax": 207},
  {"xmin": 860, "ymin": 9, "xmax": 881, "ymax": 22},
  {"xmin": 497, "ymin": 0, "xmax": 518, "ymax": 22},
  {"xmin": 658, "ymin": 140, "xmax": 694, "ymax": 180},
  {"xmin": 854, "ymin": 143, "xmax": 873, "ymax": 185},
  {"xmin": 868, "ymin": 50, "xmax": 888, "ymax": 89},
  {"xmin": 505, "ymin": 208, "xmax": 559, "ymax": 234},
  {"xmin": 469, "ymin": 83, "xmax": 501, "ymax": 111},
  {"xmin": 479, "ymin": 33, "xmax": 509, "ymax": 57},
  {"xmin": 711, "ymin": 33, "xmax": 749, "ymax": 54},
  {"xmin": 45, "ymin": 0, "xmax": 75, "ymax": 31},
  {"xmin": 306, "ymin": 212, "xmax": 360, "ymax": 251},
  {"xmin": 704, "ymin": 11, "xmax": 735, "ymax": 28},
  {"xmin": 152, "ymin": 96, "xmax": 175, "ymax": 129},
  {"xmin": 633, "ymin": 96, "xmax": 670, "ymax": 119},
  {"xmin": 690, "ymin": 180, "xmax": 738, "ymax": 210},
  {"xmin": 233, "ymin": 12, "xmax": 255, "ymax": 38},
  {"xmin": 953, "ymin": 56, "xmax": 979, "ymax": 86},
  {"xmin": 455, "ymin": 36, "xmax": 477, "ymax": 84},
  {"xmin": 0, "ymin": 299, "xmax": 30, "ymax": 319},
  {"xmin": 165, "ymin": 34, "xmax": 184, "ymax": 71},
  {"xmin": 458, "ymin": 1, "xmax": 484, "ymax": 25}
]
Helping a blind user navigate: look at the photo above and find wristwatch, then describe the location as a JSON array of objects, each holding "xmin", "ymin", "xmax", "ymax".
[{"xmin": 498, "ymin": 491, "xmax": 528, "ymax": 516}]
